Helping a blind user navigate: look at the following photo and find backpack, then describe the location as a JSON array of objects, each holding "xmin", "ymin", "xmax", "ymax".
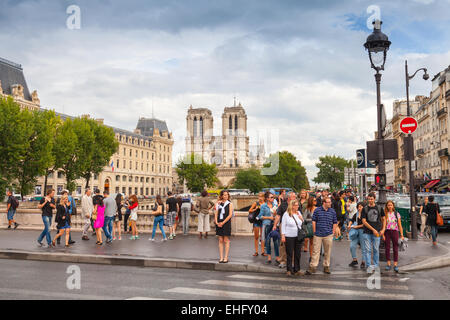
[{"xmin": 10, "ymin": 197, "xmax": 19, "ymax": 210}]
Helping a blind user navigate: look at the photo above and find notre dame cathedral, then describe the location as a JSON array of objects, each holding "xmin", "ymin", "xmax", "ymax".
[{"xmin": 185, "ymin": 102, "xmax": 265, "ymax": 187}]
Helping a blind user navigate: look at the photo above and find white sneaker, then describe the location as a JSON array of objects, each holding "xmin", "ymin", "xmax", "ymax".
[
  {"xmin": 149, "ymin": 238, "xmax": 154, "ymax": 241},
  {"xmin": 162, "ymin": 238, "xmax": 167, "ymax": 242}
]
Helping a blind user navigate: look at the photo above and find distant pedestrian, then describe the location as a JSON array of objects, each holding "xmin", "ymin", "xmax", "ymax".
[
  {"xmin": 348, "ymin": 202, "xmax": 366, "ymax": 268},
  {"xmin": 425, "ymin": 195, "xmax": 440, "ymax": 246},
  {"xmin": 258, "ymin": 191, "xmax": 278, "ymax": 264},
  {"xmin": 316, "ymin": 189, "xmax": 329, "ymax": 207},
  {"xmin": 37, "ymin": 189, "xmax": 56, "ymax": 248},
  {"xmin": 166, "ymin": 191, "xmax": 179, "ymax": 240},
  {"xmin": 123, "ymin": 197, "xmax": 131, "ymax": 234},
  {"xmin": 249, "ymin": 192, "xmax": 265, "ymax": 256},
  {"xmin": 299, "ymin": 190, "xmax": 308, "ymax": 213},
  {"xmin": 215, "ymin": 190, "xmax": 233, "ymax": 263},
  {"xmin": 103, "ymin": 191, "xmax": 116, "ymax": 243},
  {"xmin": 180, "ymin": 194, "xmax": 194, "ymax": 235},
  {"xmin": 112, "ymin": 193, "xmax": 123, "ymax": 241},
  {"xmin": 6, "ymin": 190, "xmax": 19, "ymax": 229},
  {"xmin": 383, "ymin": 200, "xmax": 404, "ymax": 272},
  {"xmin": 92, "ymin": 189, "xmax": 105, "ymax": 245},
  {"xmin": 419, "ymin": 196, "xmax": 429, "ymax": 237},
  {"xmin": 306, "ymin": 197, "xmax": 338, "ymax": 275},
  {"xmin": 302, "ymin": 196, "xmax": 316, "ymax": 257},
  {"xmin": 361, "ymin": 192, "xmax": 386, "ymax": 274},
  {"xmin": 128, "ymin": 195, "xmax": 139, "ymax": 240},
  {"xmin": 52, "ymin": 194, "xmax": 71, "ymax": 247},
  {"xmin": 281, "ymin": 200, "xmax": 305, "ymax": 276},
  {"xmin": 150, "ymin": 195, "xmax": 167, "ymax": 241},
  {"xmin": 195, "ymin": 190, "xmax": 215, "ymax": 239},
  {"xmin": 56, "ymin": 190, "xmax": 75, "ymax": 245},
  {"xmin": 173, "ymin": 195, "xmax": 182, "ymax": 234},
  {"xmin": 81, "ymin": 188, "xmax": 94, "ymax": 241}
]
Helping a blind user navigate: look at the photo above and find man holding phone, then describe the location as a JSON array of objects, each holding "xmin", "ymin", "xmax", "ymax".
[{"xmin": 361, "ymin": 192, "xmax": 386, "ymax": 274}]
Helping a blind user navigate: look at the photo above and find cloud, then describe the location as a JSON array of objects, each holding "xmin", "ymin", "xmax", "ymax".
[{"xmin": 0, "ymin": 0, "xmax": 449, "ymax": 186}]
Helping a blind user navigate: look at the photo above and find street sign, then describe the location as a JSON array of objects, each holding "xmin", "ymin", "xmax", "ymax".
[
  {"xmin": 411, "ymin": 160, "xmax": 416, "ymax": 171},
  {"xmin": 400, "ymin": 117, "xmax": 418, "ymax": 134},
  {"xmin": 356, "ymin": 149, "xmax": 365, "ymax": 168}
]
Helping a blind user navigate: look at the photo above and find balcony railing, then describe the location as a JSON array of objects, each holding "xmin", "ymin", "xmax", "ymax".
[
  {"xmin": 437, "ymin": 107, "xmax": 447, "ymax": 118},
  {"xmin": 438, "ymin": 148, "xmax": 449, "ymax": 158},
  {"xmin": 416, "ymin": 148, "xmax": 425, "ymax": 157}
]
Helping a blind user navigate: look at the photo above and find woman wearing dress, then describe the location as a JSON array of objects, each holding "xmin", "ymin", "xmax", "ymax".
[
  {"xmin": 215, "ymin": 190, "xmax": 233, "ymax": 263},
  {"xmin": 93, "ymin": 193, "xmax": 106, "ymax": 245},
  {"xmin": 52, "ymin": 195, "xmax": 72, "ymax": 247},
  {"xmin": 128, "ymin": 195, "xmax": 139, "ymax": 240}
]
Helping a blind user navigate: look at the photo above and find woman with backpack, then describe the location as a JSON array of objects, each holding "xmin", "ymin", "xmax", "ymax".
[
  {"xmin": 348, "ymin": 202, "xmax": 366, "ymax": 269},
  {"xmin": 383, "ymin": 200, "xmax": 404, "ymax": 272},
  {"xmin": 425, "ymin": 195, "xmax": 440, "ymax": 246},
  {"xmin": 249, "ymin": 192, "xmax": 265, "ymax": 256},
  {"xmin": 150, "ymin": 195, "xmax": 167, "ymax": 241}
]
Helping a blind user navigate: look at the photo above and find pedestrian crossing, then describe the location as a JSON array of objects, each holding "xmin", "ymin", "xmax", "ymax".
[{"xmin": 163, "ymin": 271, "xmax": 415, "ymax": 300}]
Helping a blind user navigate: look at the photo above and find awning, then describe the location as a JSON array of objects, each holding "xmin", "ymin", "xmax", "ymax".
[
  {"xmin": 437, "ymin": 183, "xmax": 449, "ymax": 191},
  {"xmin": 424, "ymin": 179, "xmax": 440, "ymax": 189}
]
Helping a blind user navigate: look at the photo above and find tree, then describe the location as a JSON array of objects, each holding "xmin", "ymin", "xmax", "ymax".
[
  {"xmin": 263, "ymin": 151, "xmax": 310, "ymax": 191},
  {"xmin": 15, "ymin": 109, "xmax": 56, "ymax": 199},
  {"xmin": 313, "ymin": 155, "xmax": 351, "ymax": 191},
  {"xmin": 233, "ymin": 167, "xmax": 268, "ymax": 194},
  {"xmin": 77, "ymin": 118, "xmax": 119, "ymax": 189},
  {"xmin": 53, "ymin": 118, "xmax": 79, "ymax": 192},
  {"xmin": 176, "ymin": 154, "xmax": 219, "ymax": 193},
  {"xmin": 0, "ymin": 97, "xmax": 31, "ymax": 196}
]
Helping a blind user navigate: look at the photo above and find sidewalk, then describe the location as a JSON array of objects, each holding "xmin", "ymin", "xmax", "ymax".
[{"xmin": 0, "ymin": 229, "xmax": 449, "ymax": 274}]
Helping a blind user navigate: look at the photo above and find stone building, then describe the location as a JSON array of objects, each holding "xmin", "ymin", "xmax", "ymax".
[
  {"xmin": 0, "ymin": 57, "xmax": 173, "ymax": 198},
  {"xmin": 185, "ymin": 102, "xmax": 265, "ymax": 187}
]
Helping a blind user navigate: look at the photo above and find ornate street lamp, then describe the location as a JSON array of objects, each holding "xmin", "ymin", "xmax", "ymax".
[{"xmin": 364, "ymin": 19, "xmax": 391, "ymax": 206}]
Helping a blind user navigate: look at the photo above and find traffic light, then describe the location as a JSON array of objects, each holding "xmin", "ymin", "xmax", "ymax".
[{"xmin": 375, "ymin": 174, "xmax": 386, "ymax": 186}]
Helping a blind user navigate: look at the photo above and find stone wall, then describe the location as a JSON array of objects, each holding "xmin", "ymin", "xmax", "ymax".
[{"xmin": 0, "ymin": 205, "xmax": 254, "ymax": 236}]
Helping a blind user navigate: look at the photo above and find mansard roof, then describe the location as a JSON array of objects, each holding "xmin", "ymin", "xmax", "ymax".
[{"xmin": 0, "ymin": 57, "xmax": 32, "ymax": 101}]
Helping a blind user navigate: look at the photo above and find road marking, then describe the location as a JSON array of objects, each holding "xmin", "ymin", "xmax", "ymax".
[
  {"xmin": 164, "ymin": 287, "xmax": 313, "ymax": 300},
  {"xmin": 399, "ymin": 278, "xmax": 410, "ymax": 282},
  {"xmin": 0, "ymin": 288, "xmax": 119, "ymax": 300},
  {"xmin": 201, "ymin": 280, "xmax": 414, "ymax": 300},
  {"xmin": 228, "ymin": 274, "xmax": 409, "ymax": 291},
  {"xmin": 126, "ymin": 297, "xmax": 169, "ymax": 300}
]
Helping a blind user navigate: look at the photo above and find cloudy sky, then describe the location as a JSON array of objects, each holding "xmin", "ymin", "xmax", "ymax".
[{"xmin": 1, "ymin": 0, "xmax": 450, "ymax": 184}]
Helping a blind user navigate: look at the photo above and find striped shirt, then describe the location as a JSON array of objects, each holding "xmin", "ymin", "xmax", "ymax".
[{"xmin": 312, "ymin": 206, "xmax": 337, "ymax": 237}]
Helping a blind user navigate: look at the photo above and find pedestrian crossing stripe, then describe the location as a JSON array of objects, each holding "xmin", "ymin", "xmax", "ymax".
[
  {"xmin": 200, "ymin": 280, "xmax": 414, "ymax": 300},
  {"xmin": 228, "ymin": 274, "xmax": 409, "ymax": 291},
  {"xmin": 164, "ymin": 287, "xmax": 315, "ymax": 300}
]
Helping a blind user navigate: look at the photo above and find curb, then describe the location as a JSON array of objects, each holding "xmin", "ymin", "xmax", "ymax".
[
  {"xmin": 400, "ymin": 253, "xmax": 450, "ymax": 272},
  {"xmin": 0, "ymin": 249, "xmax": 285, "ymax": 274}
]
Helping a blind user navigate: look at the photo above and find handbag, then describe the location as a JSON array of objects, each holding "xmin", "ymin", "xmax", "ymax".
[
  {"xmin": 293, "ymin": 214, "xmax": 307, "ymax": 242},
  {"xmin": 436, "ymin": 213, "xmax": 444, "ymax": 226},
  {"xmin": 304, "ymin": 221, "xmax": 314, "ymax": 238}
]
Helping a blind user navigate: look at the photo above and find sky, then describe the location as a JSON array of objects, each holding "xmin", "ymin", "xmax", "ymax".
[{"xmin": 1, "ymin": 0, "xmax": 450, "ymax": 185}]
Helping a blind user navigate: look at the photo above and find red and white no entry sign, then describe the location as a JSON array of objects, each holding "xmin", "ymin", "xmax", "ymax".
[{"xmin": 400, "ymin": 117, "xmax": 418, "ymax": 134}]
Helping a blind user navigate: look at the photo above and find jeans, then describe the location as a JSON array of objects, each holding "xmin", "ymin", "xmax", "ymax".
[
  {"xmin": 7, "ymin": 209, "xmax": 16, "ymax": 221},
  {"xmin": 152, "ymin": 215, "xmax": 167, "ymax": 239},
  {"xmin": 264, "ymin": 224, "xmax": 279, "ymax": 257},
  {"xmin": 363, "ymin": 233, "xmax": 381, "ymax": 269},
  {"xmin": 103, "ymin": 216, "xmax": 114, "ymax": 240},
  {"xmin": 349, "ymin": 228, "xmax": 366, "ymax": 262},
  {"xmin": 123, "ymin": 213, "xmax": 130, "ymax": 232},
  {"xmin": 38, "ymin": 216, "xmax": 52, "ymax": 245},
  {"xmin": 181, "ymin": 205, "xmax": 191, "ymax": 235},
  {"xmin": 430, "ymin": 225, "xmax": 438, "ymax": 242}
]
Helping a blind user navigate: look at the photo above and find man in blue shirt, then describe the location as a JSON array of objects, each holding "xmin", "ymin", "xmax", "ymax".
[{"xmin": 306, "ymin": 197, "xmax": 337, "ymax": 275}]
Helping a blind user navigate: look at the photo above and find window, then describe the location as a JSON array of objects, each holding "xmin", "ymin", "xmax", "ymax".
[
  {"xmin": 116, "ymin": 175, "xmax": 120, "ymax": 181},
  {"xmin": 58, "ymin": 171, "xmax": 64, "ymax": 179},
  {"xmin": 115, "ymin": 187, "xmax": 119, "ymax": 193},
  {"xmin": 48, "ymin": 172, "xmax": 54, "ymax": 178},
  {"xmin": 152, "ymin": 164, "xmax": 154, "ymax": 172},
  {"xmin": 76, "ymin": 186, "xmax": 82, "ymax": 195},
  {"xmin": 35, "ymin": 185, "xmax": 42, "ymax": 195},
  {"xmin": 129, "ymin": 176, "xmax": 132, "ymax": 182},
  {"xmin": 152, "ymin": 153, "xmax": 154, "ymax": 160},
  {"xmin": 136, "ymin": 162, "xmax": 138, "ymax": 170},
  {"xmin": 122, "ymin": 175, "xmax": 127, "ymax": 182},
  {"xmin": 147, "ymin": 164, "xmax": 149, "ymax": 172},
  {"xmin": 146, "ymin": 178, "xmax": 149, "ymax": 183},
  {"xmin": 140, "ymin": 188, "xmax": 143, "ymax": 195},
  {"xmin": 123, "ymin": 160, "xmax": 126, "ymax": 169},
  {"xmin": 136, "ymin": 150, "xmax": 138, "ymax": 158},
  {"xmin": 141, "ymin": 163, "xmax": 143, "ymax": 171},
  {"xmin": 135, "ymin": 177, "xmax": 139, "ymax": 183},
  {"xmin": 122, "ymin": 187, "xmax": 126, "ymax": 194},
  {"xmin": 141, "ymin": 151, "xmax": 143, "ymax": 158},
  {"xmin": 151, "ymin": 178, "xmax": 155, "ymax": 183},
  {"xmin": 146, "ymin": 188, "xmax": 149, "ymax": 195},
  {"xmin": 129, "ymin": 187, "xmax": 132, "ymax": 195},
  {"xmin": 94, "ymin": 174, "xmax": 98, "ymax": 180},
  {"xmin": 123, "ymin": 148, "xmax": 126, "ymax": 156},
  {"xmin": 147, "ymin": 152, "xmax": 149, "ymax": 159},
  {"xmin": 117, "ymin": 159, "xmax": 119, "ymax": 168},
  {"xmin": 140, "ymin": 177, "xmax": 144, "ymax": 183},
  {"xmin": 151, "ymin": 188, "xmax": 154, "ymax": 195},
  {"xmin": 129, "ymin": 162, "xmax": 132, "ymax": 169},
  {"xmin": 135, "ymin": 187, "xmax": 138, "ymax": 195}
]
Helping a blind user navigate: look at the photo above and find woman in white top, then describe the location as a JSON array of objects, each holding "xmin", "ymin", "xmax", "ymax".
[{"xmin": 281, "ymin": 200, "xmax": 305, "ymax": 277}]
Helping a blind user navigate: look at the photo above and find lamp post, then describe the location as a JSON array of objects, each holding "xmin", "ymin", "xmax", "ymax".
[
  {"xmin": 405, "ymin": 60, "xmax": 429, "ymax": 240},
  {"xmin": 364, "ymin": 20, "xmax": 391, "ymax": 207}
]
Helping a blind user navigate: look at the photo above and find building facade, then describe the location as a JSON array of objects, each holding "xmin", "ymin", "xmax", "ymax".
[
  {"xmin": 1, "ymin": 57, "xmax": 173, "ymax": 198},
  {"xmin": 185, "ymin": 103, "xmax": 265, "ymax": 187}
]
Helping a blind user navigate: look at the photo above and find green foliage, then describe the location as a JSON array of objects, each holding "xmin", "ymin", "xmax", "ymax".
[
  {"xmin": 176, "ymin": 154, "xmax": 219, "ymax": 193},
  {"xmin": 263, "ymin": 151, "xmax": 310, "ymax": 191},
  {"xmin": 15, "ymin": 109, "xmax": 57, "ymax": 198},
  {"xmin": 233, "ymin": 167, "xmax": 268, "ymax": 194},
  {"xmin": 0, "ymin": 97, "xmax": 33, "ymax": 196},
  {"xmin": 313, "ymin": 155, "xmax": 352, "ymax": 191}
]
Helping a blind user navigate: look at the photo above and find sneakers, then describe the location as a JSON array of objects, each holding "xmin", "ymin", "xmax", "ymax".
[
  {"xmin": 106, "ymin": 238, "xmax": 113, "ymax": 243},
  {"xmin": 323, "ymin": 267, "xmax": 331, "ymax": 274},
  {"xmin": 81, "ymin": 236, "xmax": 89, "ymax": 241},
  {"xmin": 286, "ymin": 271, "xmax": 292, "ymax": 277},
  {"xmin": 113, "ymin": 237, "xmax": 117, "ymax": 241},
  {"xmin": 366, "ymin": 267, "xmax": 375, "ymax": 274},
  {"xmin": 7, "ymin": 225, "xmax": 11, "ymax": 229},
  {"xmin": 118, "ymin": 236, "xmax": 122, "ymax": 241},
  {"xmin": 149, "ymin": 238, "xmax": 155, "ymax": 241},
  {"xmin": 162, "ymin": 238, "xmax": 168, "ymax": 242},
  {"xmin": 385, "ymin": 265, "xmax": 392, "ymax": 271},
  {"xmin": 279, "ymin": 263, "xmax": 286, "ymax": 268},
  {"xmin": 360, "ymin": 262, "xmax": 366, "ymax": 270},
  {"xmin": 14, "ymin": 223, "xmax": 19, "ymax": 229},
  {"xmin": 394, "ymin": 266, "xmax": 399, "ymax": 273},
  {"xmin": 294, "ymin": 270, "xmax": 305, "ymax": 276},
  {"xmin": 169, "ymin": 235, "xmax": 174, "ymax": 240},
  {"xmin": 135, "ymin": 235, "xmax": 140, "ymax": 240},
  {"xmin": 349, "ymin": 260, "xmax": 358, "ymax": 267},
  {"xmin": 37, "ymin": 240, "xmax": 43, "ymax": 247},
  {"xmin": 130, "ymin": 236, "xmax": 136, "ymax": 240}
]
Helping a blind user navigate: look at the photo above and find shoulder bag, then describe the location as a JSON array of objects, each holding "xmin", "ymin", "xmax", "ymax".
[
  {"xmin": 293, "ymin": 214, "xmax": 307, "ymax": 242},
  {"xmin": 436, "ymin": 203, "xmax": 444, "ymax": 226}
]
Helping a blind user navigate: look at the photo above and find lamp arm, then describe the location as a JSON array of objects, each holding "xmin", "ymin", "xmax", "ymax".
[{"xmin": 408, "ymin": 68, "xmax": 427, "ymax": 80}]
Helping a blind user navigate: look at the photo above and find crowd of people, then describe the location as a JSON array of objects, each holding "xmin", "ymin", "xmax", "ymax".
[{"xmin": 5, "ymin": 185, "xmax": 442, "ymax": 277}]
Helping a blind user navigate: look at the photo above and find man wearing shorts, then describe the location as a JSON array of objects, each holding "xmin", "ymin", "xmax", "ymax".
[{"xmin": 166, "ymin": 191, "xmax": 179, "ymax": 240}]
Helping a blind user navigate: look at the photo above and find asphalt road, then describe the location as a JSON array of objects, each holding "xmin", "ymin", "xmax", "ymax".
[{"xmin": 0, "ymin": 259, "xmax": 448, "ymax": 300}]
